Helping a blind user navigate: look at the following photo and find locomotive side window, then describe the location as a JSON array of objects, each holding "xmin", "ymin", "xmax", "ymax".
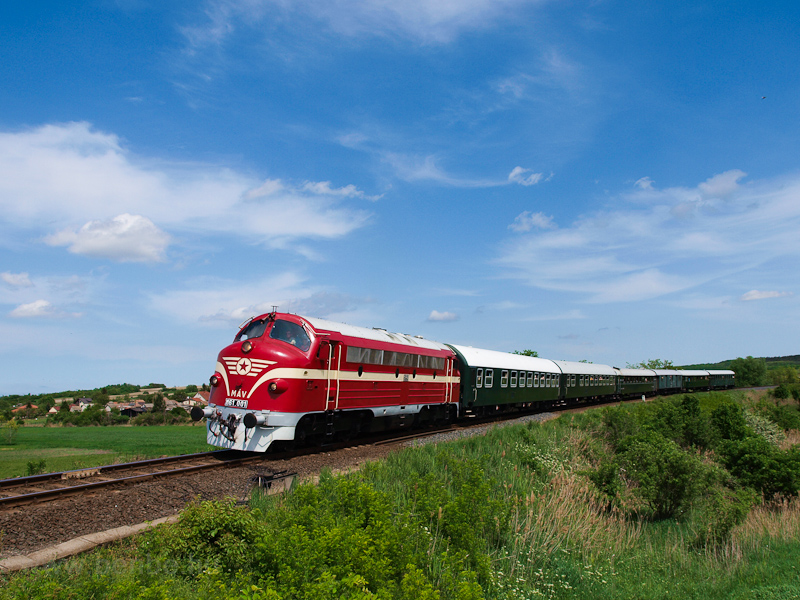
[
  {"xmin": 476, "ymin": 368, "xmax": 483, "ymax": 388},
  {"xmin": 269, "ymin": 319, "xmax": 311, "ymax": 351},
  {"xmin": 485, "ymin": 369, "xmax": 494, "ymax": 388},
  {"xmin": 501, "ymin": 370, "xmax": 509, "ymax": 387},
  {"xmin": 235, "ymin": 318, "xmax": 268, "ymax": 342},
  {"xmin": 510, "ymin": 371, "xmax": 517, "ymax": 387}
]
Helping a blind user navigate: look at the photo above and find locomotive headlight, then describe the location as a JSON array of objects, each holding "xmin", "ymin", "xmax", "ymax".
[
  {"xmin": 268, "ymin": 379, "xmax": 288, "ymax": 393},
  {"xmin": 210, "ymin": 373, "xmax": 222, "ymax": 387},
  {"xmin": 241, "ymin": 340, "xmax": 253, "ymax": 353}
]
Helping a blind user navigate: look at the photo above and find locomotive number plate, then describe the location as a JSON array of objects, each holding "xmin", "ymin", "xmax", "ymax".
[{"xmin": 225, "ymin": 398, "xmax": 249, "ymax": 408}]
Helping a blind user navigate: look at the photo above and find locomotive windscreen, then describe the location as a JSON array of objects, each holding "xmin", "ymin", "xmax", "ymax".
[{"xmin": 236, "ymin": 318, "xmax": 268, "ymax": 341}]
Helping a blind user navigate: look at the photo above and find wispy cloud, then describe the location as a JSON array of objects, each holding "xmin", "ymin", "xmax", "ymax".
[
  {"xmin": 509, "ymin": 211, "xmax": 555, "ymax": 232},
  {"xmin": 9, "ymin": 299, "xmax": 82, "ymax": 319},
  {"xmin": 508, "ymin": 166, "xmax": 545, "ymax": 186},
  {"xmin": 181, "ymin": 0, "xmax": 547, "ymax": 50},
  {"xmin": 427, "ymin": 310, "xmax": 459, "ymax": 322},
  {"xmin": 498, "ymin": 170, "xmax": 800, "ymax": 303},
  {"xmin": 1, "ymin": 272, "xmax": 33, "ymax": 288},
  {"xmin": 740, "ymin": 290, "xmax": 793, "ymax": 301},
  {"xmin": 0, "ymin": 122, "xmax": 373, "ymax": 258}
]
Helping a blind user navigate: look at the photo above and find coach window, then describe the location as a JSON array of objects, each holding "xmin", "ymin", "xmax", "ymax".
[
  {"xmin": 527, "ymin": 372, "xmax": 533, "ymax": 387},
  {"xmin": 501, "ymin": 370, "xmax": 509, "ymax": 387},
  {"xmin": 476, "ymin": 368, "xmax": 483, "ymax": 388},
  {"xmin": 485, "ymin": 369, "xmax": 494, "ymax": 388},
  {"xmin": 269, "ymin": 319, "xmax": 312, "ymax": 352},
  {"xmin": 510, "ymin": 371, "xmax": 517, "ymax": 387}
]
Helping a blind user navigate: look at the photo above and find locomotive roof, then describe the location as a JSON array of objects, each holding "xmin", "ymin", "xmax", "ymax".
[
  {"xmin": 448, "ymin": 344, "xmax": 560, "ymax": 373},
  {"xmin": 302, "ymin": 316, "xmax": 451, "ymax": 353},
  {"xmin": 552, "ymin": 360, "xmax": 617, "ymax": 376},
  {"xmin": 613, "ymin": 368, "xmax": 657, "ymax": 377}
]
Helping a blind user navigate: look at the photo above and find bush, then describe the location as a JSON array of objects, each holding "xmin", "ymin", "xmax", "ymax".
[
  {"xmin": 718, "ymin": 437, "xmax": 800, "ymax": 499},
  {"xmin": 618, "ymin": 431, "xmax": 710, "ymax": 519},
  {"xmin": 711, "ymin": 401, "xmax": 749, "ymax": 442},
  {"xmin": 691, "ymin": 487, "xmax": 755, "ymax": 549}
]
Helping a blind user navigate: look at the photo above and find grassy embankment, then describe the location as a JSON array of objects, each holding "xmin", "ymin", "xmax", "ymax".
[
  {"xmin": 2, "ymin": 390, "xmax": 799, "ymax": 599},
  {"xmin": 0, "ymin": 424, "xmax": 211, "ymax": 479}
]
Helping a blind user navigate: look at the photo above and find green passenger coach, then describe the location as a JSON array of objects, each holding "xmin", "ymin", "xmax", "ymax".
[{"xmin": 448, "ymin": 344, "xmax": 562, "ymax": 412}]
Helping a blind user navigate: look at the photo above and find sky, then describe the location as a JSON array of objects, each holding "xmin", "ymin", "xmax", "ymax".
[{"xmin": 1, "ymin": 0, "xmax": 799, "ymax": 395}]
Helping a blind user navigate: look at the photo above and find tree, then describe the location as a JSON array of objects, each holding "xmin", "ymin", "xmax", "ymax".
[
  {"xmin": 730, "ymin": 356, "xmax": 767, "ymax": 387},
  {"xmin": 512, "ymin": 349, "xmax": 538, "ymax": 357},
  {"xmin": 152, "ymin": 393, "xmax": 166, "ymax": 413},
  {"xmin": 185, "ymin": 384, "xmax": 198, "ymax": 394},
  {"xmin": 626, "ymin": 359, "xmax": 675, "ymax": 370}
]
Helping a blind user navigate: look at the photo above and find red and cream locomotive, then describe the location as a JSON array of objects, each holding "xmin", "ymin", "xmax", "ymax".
[{"xmin": 192, "ymin": 312, "xmax": 459, "ymax": 451}]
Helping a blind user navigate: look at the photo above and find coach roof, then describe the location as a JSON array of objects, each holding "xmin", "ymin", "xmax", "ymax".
[{"xmin": 449, "ymin": 344, "xmax": 560, "ymax": 373}]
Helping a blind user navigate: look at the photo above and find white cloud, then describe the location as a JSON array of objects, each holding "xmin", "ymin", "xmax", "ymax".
[
  {"xmin": 497, "ymin": 170, "xmax": 800, "ymax": 303},
  {"xmin": 383, "ymin": 153, "xmax": 502, "ymax": 187},
  {"xmin": 300, "ymin": 180, "xmax": 383, "ymax": 201},
  {"xmin": 509, "ymin": 211, "xmax": 555, "ymax": 232},
  {"xmin": 699, "ymin": 170, "xmax": 746, "ymax": 198},
  {"xmin": 45, "ymin": 214, "xmax": 170, "ymax": 263},
  {"xmin": 427, "ymin": 310, "xmax": 459, "ymax": 322},
  {"xmin": 1, "ymin": 272, "xmax": 33, "ymax": 288},
  {"xmin": 740, "ymin": 290, "xmax": 793, "ymax": 301},
  {"xmin": 634, "ymin": 176, "xmax": 653, "ymax": 190},
  {"xmin": 508, "ymin": 166, "xmax": 544, "ymax": 186},
  {"xmin": 8, "ymin": 299, "xmax": 81, "ymax": 319},
  {"xmin": 0, "ymin": 122, "xmax": 372, "ymax": 255}
]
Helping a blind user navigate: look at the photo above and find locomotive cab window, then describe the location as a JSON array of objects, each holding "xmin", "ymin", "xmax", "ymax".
[
  {"xmin": 236, "ymin": 318, "xmax": 268, "ymax": 342},
  {"xmin": 476, "ymin": 368, "xmax": 483, "ymax": 388},
  {"xmin": 269, "ymin": 319, "xmax": 312, "ymax": 352}
]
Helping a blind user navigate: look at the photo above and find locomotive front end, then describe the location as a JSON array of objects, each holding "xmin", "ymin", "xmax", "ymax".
[{"xmin": 193, "ymin": 313, "xmax": 321, "ymax": 451}]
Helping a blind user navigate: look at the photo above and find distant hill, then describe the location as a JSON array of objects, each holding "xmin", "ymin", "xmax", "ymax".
[{"xmin": 680, "ymin": 355, "xmax": 800, "ymax": 371}]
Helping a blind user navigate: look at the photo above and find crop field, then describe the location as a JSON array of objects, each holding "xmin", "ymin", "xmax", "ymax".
[
  {"xmin": 2, "ymin": 390, "xmax": 799, "ymax": 598},
  {"xmin": 0, "ymin": 424, "xmax": 212, "ymax": 479}
]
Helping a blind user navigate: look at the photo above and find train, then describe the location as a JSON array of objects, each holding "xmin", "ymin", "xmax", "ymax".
[{"xmin": 192, "ymin": 311, "xmax": 735, "ymax": 451}]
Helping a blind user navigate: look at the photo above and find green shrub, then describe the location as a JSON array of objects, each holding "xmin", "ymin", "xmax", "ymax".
[
  {"xmin": 718, "ymin": 437, "xmax": 800, "ymax": 498},
  {"xmin": 691, "ymin": 487, "xmax": 755, "ymax": 549},
  {"xmin": 618, "ymin": 430, "xmax": 710, "ymax": 519},
  {"xmin": 711, "ymin": 401, "xmax": 749, "ymax": 442}
]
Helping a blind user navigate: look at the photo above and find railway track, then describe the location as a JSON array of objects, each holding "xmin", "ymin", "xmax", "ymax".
[
  {"xmin": 0, "ymin": 394, "xmax": 638, "ymax": 509},
  {"xmin": 0, "ymin": 450, "xmax": 263, "ymax": 508}
]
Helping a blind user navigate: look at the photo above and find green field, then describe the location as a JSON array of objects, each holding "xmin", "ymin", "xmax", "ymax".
[{"xmin": 0, "ymin": 424, "xmax": 213, "ymax": 479}]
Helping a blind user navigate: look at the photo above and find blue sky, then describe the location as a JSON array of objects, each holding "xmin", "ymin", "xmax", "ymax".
[{"xmin": 1, "ymin": 0, "xmax": 799, "ymax": 395}]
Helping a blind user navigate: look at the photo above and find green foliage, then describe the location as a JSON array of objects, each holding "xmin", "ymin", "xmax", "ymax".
[
  {"xmin": 730, "ymin": 355, "xmax": 768, "ymax": 387},
  {"xmin": 690, "ymin": 487, "xmax": 756, "ymax": 549},
  {"xmin": 26, "ymin": 458, "xmax": 47, "ymax": 475},
  {"xmin": 512, "ymin": 349, "xmax": 538, "ymax": 357},
  {"xmin": 185, "ymin": 384, "xmax": 199, "ymax": 394},
  {"xmin": 2, "ymin": 419, "xmax": 20, "ymax": 444},
  {"xmin": 626, "ymin": 358, "xmax": 674, "ymax": 369},
  {"xmin": 152, "ymin": 393, "xmax": 166, "ymax": 413},
  {"xmin": 618, "ymin": 430, "xmax": 710, "ymax": 519},
  {"xmin": 773, "ymin": 383, "xmax": 791, "ymax": 400},
  {"xmin": 768, "ymin": 366, "xmax": 798, "ymax": 385},
  {"xmin": 718, "ymin": 437, "xmax": 800, "ymax": 499},
  {"xmin": 744, "ymin": 411, "xmax": 787, "ymax": 446},
  {"xmin": 710, "ymin": 401, "xmax": 749, "ymax": 441},
  {"xmin": 752, "ymin": 398, "xmax": 800, "ymax": 431}
]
